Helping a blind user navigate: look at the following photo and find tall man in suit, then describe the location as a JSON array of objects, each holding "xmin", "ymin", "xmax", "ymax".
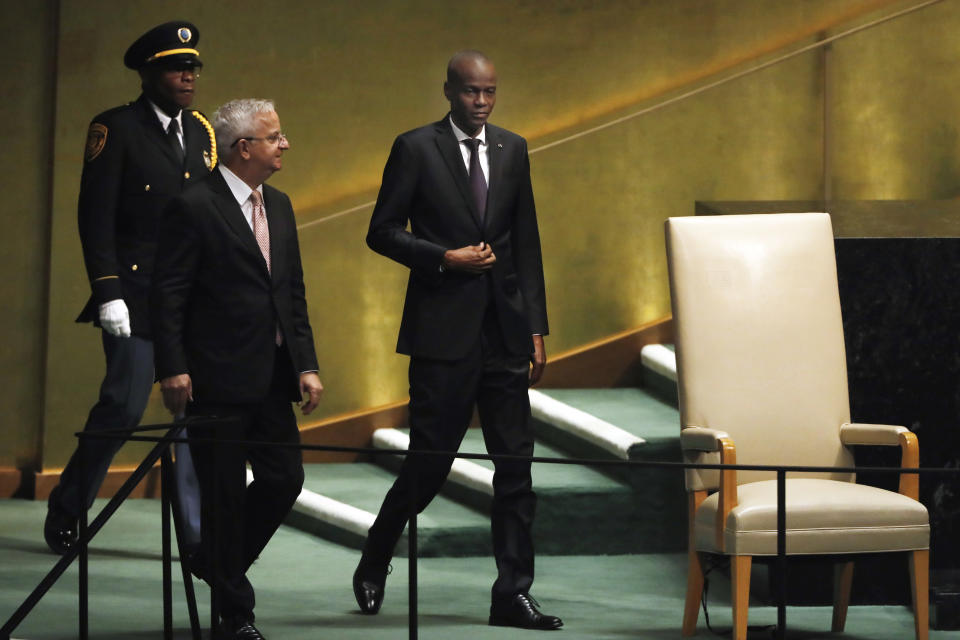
[
  {"xmin": 45, "ymin": 21, "xmax": 212, "ymax": 556},
  {"xmin": 355, "ymin": 51, "xmax": 562, "ymax": 631},
  {"xmin": 152, "ymin": 98, "xmax": 323, "ymax": 640}
]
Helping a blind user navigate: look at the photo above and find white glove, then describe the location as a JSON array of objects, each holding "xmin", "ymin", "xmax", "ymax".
[{"xmin": 98, "ymin": 299, "xmax": 131, "ymax": 337}]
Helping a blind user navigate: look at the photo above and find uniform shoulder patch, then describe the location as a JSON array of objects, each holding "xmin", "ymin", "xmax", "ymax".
[{"xmin": 84, "ymin": 122, "xmax": 108, "ymax": 162}]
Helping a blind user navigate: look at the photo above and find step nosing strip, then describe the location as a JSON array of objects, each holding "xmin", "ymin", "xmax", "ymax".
[
  {"xmin": 640, "ymin": 343, "xmax": 678, "ymax": 382},
  {"xmin": 529, "ymin": 389, "xmax": 645, "ymax": 460},
  {"xmin": 291, "ymin": 487, "xmax": 376, "ymax": 537},
  {"xmin": 372, "ymin": 428, "xmax": 494, "ymax": 496}
]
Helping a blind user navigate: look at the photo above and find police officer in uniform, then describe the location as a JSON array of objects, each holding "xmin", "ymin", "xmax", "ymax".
[{"xmin": 44, "ymin": 21, "xmax": 215, "ymax": 555}]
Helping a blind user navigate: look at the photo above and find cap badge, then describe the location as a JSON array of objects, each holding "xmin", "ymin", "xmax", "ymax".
[{"xmin": 177, "ymin": 28, "xmax": 191, "ymax": 43}]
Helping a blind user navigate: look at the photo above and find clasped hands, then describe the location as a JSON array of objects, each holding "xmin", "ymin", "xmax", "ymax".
[{"xmin": 443, "ymin": 242, "xmax": 496, "ymax": 273}]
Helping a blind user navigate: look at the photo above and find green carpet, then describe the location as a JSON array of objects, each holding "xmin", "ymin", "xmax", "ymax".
[{"xmin": 0, "ymin": 497, "xmax": 946, "ymax": 639}]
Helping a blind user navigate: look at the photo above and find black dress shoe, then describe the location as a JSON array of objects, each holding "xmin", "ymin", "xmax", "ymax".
[
  {"xmin": 489, "ymin": 593, "xmax": 563, "ymax": 630},
  {"xmin": 218, "ymin": 616, "xmax": 266, "ymax": 639},
  {"xmin": 353, "ymin": 559, "xmax": 390, "ymax": 614},
  {"xmin": 43, "ymin": 488, "xmax": 78, "ymax": 556}
]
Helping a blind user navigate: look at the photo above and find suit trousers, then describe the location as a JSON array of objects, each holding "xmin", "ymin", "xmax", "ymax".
[
  {"xmin": 187, "ymin": 347, "xmax": 305, "ymax": 620},
  {"xmin": 363, "ymin": 309, "xmax": 537, "ymax": 604},
  {"xmin": 54, "ymin": 331, "xmax": 202, "ymax": 548}
]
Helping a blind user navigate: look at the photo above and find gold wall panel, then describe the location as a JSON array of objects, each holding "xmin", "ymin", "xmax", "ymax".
[
  {"xmin": 828, "ymin": 0, "xmax": 960, "ymax": 199},
  {"xmin": 22, "ymin": 0, "xmax": 954, "ymax": 469},
  {"xmin": 0, "ymin": 1, "xmax": 57, "ymax": 470}
]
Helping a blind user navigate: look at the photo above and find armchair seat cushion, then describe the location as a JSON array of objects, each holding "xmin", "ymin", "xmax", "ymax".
[{"xmin": 694, "ymin": 478, "xmax": 929, "ymax": 556}]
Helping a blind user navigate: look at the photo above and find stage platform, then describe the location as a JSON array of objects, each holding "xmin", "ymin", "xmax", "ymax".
[{"xmin": 0, "ymin": 497, "xmax": 941, "ymax": 639}]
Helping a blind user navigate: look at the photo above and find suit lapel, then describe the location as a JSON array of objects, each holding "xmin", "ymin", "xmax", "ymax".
[
  {"xmin": 433, "ymin": 119, "xmax": 483, "ymax": 230},
  {"xmin": 263, "ymin": 186, "xmax": 285, "ymax": 283},
  {"xmin": 485, "ymin": 126, "xmax": 504, "ymax": 231},
  {"xmin": 134, "ymin": 95, "xmax": 183, "ymax": 169},
  {"xmin": 209, "ymin": 171, "xmax": 271, "ymax": 277}
]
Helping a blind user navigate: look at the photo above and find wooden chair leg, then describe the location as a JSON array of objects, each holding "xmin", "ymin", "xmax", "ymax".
[
  {"xmin": 682, "ymin": 490, "xmax": 708, "ymax": 636},
  {"xmin": 682, "ymin": 549, "xmax": 705, "ymax": 636},
  {"xmin": 832, "ymin": 560, "xmax": 854, "ymax": 632},
  {"xmin": 909, "ymin": 549, "xmax": 929, "ymax": 640},
  {"xmin": 731, "ymin": 555, "xmax": 752, "ymax": 640}
]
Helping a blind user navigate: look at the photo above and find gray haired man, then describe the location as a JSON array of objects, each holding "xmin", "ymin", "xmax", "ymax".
[{"xmin": 152, "ymin": 98, "xmax": 323, "ymax": 640}]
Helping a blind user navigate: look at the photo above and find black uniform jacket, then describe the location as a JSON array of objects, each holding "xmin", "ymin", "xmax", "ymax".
[
  {"xmin": 366, "ymin": 116, "xmax": 548, "ymax": 361},
  {"xmin": 151, "ymin": 169, "xmax": 319, "ymax": 403},
  {"xmin": 76, "ymin": 94, "xmax": 215, "ymax": 338}
]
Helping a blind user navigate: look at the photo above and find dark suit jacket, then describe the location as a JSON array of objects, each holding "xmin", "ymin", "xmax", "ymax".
[
  {"xmin": 367, "ymin": 116, "xmax": 548, "ymax": 360},
  {"xmin": 151, "ymin": 169, "xmax": 319, "ymax": 403},
  {"xmin": 76, "ymin": 94, "xmax": 215, "ymax": 338}
]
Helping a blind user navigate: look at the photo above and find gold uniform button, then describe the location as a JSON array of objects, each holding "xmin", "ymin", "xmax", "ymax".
[
  {"xmin": 131, "ymin": 264, "xmax": 138, "ymax": 271},
  {"xmin": 184, "ymin": 171, "xmax": 191, "ymax": 179},
  {"xmin": 144, "ymin": 184, "xmax": 150, "ymax": 191}
]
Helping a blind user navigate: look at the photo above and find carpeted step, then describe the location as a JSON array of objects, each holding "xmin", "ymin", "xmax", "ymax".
[
  {"xmin": 640, "ymin": 343, "xmax": 678, "ymax": 404},
  {"xmin": 459, "ymin": 428, "xmax": 684, "ymax": 553},
  {"xmin": 369, "ymin": 428, "xmax": 493, "ymax": 512},
  {"xmin": 528, "ymin": 386, "xmax": 687, "ymax": 549},
  {"xmin": 369, "ymin": 426, "xmax": 683, "ymax": 553},
  {"xmin": 532, "ymin": 387, "xmax": 682, "ymax": 466},
  {"xmin": 286, "ymin": 463, "xmax": 490, "ymax": 558}
]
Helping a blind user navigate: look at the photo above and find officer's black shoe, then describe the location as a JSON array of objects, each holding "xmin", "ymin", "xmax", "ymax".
[
  {"xmin": 44, "ymin": 487, "xmax": 78, "ymax": 556},
  {"xmin": 489, "ymin": 593, "xmax": 563, "ymax": 630}
]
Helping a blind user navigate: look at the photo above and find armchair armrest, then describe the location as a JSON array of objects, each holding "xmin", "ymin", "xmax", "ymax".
[
  {"xmin": 840, "ymin": 422, "xmax": 907, "ymax": 446},
  {"xmin": 681, "ymin": 426, "xmax": 731, "ymax": 451},
  {"xmin": 840, "ymin": 422, "xmax": 920, "ymax": 500},
  {"xmin": 682, "ymin": 426, "xmax": 737, "ymax": 551}
]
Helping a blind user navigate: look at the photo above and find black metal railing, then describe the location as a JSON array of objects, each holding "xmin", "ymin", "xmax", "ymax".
[{"xmin": 2, "ymin": 420, "xmax": 956, "ymax": 640}]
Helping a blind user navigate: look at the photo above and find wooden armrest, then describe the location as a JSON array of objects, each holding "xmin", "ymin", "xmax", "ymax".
[
  {"xmin": 840, "ymin": 423, "xmax": 919, "ymax": 500},
  {"xmin": 681, "ymin": 426, "xmax": 730, "ymax": 452},
  {"xmin": 716, "ymin": 437, "xmax": 737, "ymax": 552},
  {"xmin": 681, "ymin": 427, "xmax": 738, "ymax": 550}
]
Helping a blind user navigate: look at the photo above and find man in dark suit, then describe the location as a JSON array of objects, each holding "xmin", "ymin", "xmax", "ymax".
[
  {"xmin": 152, "ymin": 98, "xmax": 323, "ymax": 640},
  {"xmin": 45, "ymin": 21, "xmax": 212, "ymax": 556},
  {"xmin": 355, "ymin": 50, "xmax": 561, "ymax": 631}
]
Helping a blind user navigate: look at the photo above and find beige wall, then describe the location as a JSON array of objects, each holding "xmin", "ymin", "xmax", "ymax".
[{"xmin": 3, "ymin": 0, "xmax": 955, "ymax": 471}]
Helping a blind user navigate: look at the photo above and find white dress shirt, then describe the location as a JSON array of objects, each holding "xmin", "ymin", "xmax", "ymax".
[
  {"xmin": 218, "ymin": 164, "xmax": 263, "ymax": 229},
  {"xmin": 149, "ymin": 100, "xmax": 184, "ymax": 148}
]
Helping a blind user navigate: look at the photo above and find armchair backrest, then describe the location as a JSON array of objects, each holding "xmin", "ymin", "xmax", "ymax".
[{"xmin": 666, "ymin": 213, "xmax": 854, "ymax": 486}]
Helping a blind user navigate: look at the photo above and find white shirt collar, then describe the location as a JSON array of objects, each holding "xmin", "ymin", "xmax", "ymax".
[
  {"xmin": 218, "ymin": 164, "xmax": 263, "ymax": 207},
  {"xmin": 148, "ymin": 99, "xmax": 183, "ymax": 133},
  {"xmin": 449, "ymin": 115, "xmax": 486, "ymax": 146}
]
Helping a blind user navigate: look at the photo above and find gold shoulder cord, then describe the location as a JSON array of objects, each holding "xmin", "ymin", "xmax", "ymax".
[{"xmin": 191, "ymin": 111, "xmax": 217, "ymax": 169}]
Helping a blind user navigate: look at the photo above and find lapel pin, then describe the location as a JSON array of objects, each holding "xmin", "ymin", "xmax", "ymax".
[{"xmin": 497, "ymin": 143, "xmax": 503, "ymax": 148}]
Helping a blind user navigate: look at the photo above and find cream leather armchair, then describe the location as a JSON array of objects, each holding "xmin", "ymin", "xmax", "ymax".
[{"xmin": 665, "ymin": 213, "xmax": 929, "ymax": 640}]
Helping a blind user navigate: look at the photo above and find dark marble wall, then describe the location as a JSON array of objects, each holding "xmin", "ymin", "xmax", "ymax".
[{"xmin": 837, "ymin": 238, "xmax": 960, "ymax": 571}]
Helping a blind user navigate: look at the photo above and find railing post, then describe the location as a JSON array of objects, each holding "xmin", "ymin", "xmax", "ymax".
[
  {"xmin": 161, "ymin": 449, "xmax": 173, "ymax": 639},
  {"xmin": 776, "ymin": 468, "xmax": 787, "ymax": 640},
  {"xmin": 167, "ymin": 426, "xmax": 202, "ymax": 640},
  {"xmin": 210, "ymin": 424, "xmax": 221, "ymax": 637},
  {"xmin": 78, "ymin": 434, "xmax": 89, "ymax": 640},
  {"xmin": 408, "ymin": 453, "xmax": 418, "ymax": 640}
]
